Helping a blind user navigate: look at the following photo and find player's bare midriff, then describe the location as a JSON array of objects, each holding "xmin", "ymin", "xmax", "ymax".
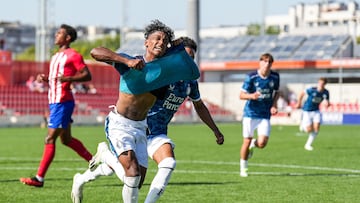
[{"xmin": 116, "ymin": 92, "xmax": 156, "ymax": 121}]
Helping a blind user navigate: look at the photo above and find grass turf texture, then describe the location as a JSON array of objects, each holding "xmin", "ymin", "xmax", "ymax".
[{"xmin": 0, "ymin": 124, "xmax": 359, "ymax": 203}]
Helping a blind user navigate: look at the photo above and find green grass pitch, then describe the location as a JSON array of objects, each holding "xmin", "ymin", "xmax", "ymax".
[{"xmin": 0, "ymin": 124, "xmax": 359, "ymax": 202}]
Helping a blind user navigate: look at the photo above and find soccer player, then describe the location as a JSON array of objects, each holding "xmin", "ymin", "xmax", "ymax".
[
  {"xmin": 20, "ymin": 24, "xmax": 94, "ymax": 187},
  {"xmin": 144, "ymin": 36, "xmax": 224, "ymax": 202},
  {"xmin": 70, "ymin": 37, "xmax": 224, "ymax": 203},
  {"xmin": 296, "ymin": 77, "xmax": 330, "ymax": 151},
  {"xmin": 239, "ymin": 53, "xmax": 280, "ymax": 177},
  {"xmin": 75, "ymin": 20, "xmax": 198, "ymax": 203},
  {"xmin": 88, "ymin": 19, "xmax": 174, "ymax": 203}
]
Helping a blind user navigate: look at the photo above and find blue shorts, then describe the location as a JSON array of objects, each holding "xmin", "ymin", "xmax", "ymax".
[{"xmin": 48, "ymin": 101, "xmax": 75, "ymax": 129}]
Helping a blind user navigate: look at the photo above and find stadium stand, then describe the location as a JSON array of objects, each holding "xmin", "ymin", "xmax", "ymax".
[
  {"xmin": 1, "ymin": 32, "xmax": 359, "ymax": 126},
  {"xmin": 0, "ymin": 85, "xmax": 236, "ymax": 124},
  {"xmin": 0, "ymin": 86, "xmax": 118, "ymax": 116},
  {"xmin": 118, "ymin": 33, "xmax": 353, "ymax": 63}
]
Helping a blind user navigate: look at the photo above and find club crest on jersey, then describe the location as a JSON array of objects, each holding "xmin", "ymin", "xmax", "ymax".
[
  {"xmin": 254, "ymin": 82, "xmax": 259, "ymax": 87},
  {"xmin": 269, "ymin": 80, "xmax": 274, "ymax": 88}
]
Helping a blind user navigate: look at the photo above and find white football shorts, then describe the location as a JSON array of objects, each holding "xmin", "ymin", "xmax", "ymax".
[
  {"xmin": 301, "ymin": 110, "xmax": 322, "ymax": 127},
  {"xmin": 242, "ymin": 117, "xmax": 271, "ymax": 138},
  {"xmin": 147, "ymin": 134, "xmax": 175, "ymax": 159},
  {"xmin": 105, "ymin": 110, "xmax": 148, "ymax": 168}
]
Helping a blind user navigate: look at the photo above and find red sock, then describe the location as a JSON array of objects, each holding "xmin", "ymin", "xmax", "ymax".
[
  {"xmin": 37, "ymin": 143, "xmax": 55, "ymax": 178},
  {"xmin": 67, "ymin": 138, "xmax": 92, "ymax": 161}
]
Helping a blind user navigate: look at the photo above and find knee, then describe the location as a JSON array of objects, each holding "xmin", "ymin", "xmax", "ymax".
[
  {"xmin": 257, "ymin": 141, "xmax": 267, "ymax": 148},
  {"xmin": 158, "ymin": 157, "xmax": 176, "ymax": 170},
  {"xmin": 44, "ymin": 135, "xmax": 56, "ymax": 144},
  {"xmin": 60, "ymin": 137, "xmax": 71, "ymax": 145}
]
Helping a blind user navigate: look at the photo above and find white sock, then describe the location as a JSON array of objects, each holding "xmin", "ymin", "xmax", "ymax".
[
  {"xmin": 250, "ymin": 139, "xmax": 257, "ymax": 148},
  {"xmin": 240, "ymin": 159, "xmax": 248, "ymax": 171},
  {"xmin": 102, "ymin": 149, "xmax": 125, "ymax": 182},
  {"xmin": 81, "ymin": 163, "xmax": 114, "ymax": 183},
  {"xmin": 305, "ymin": 132, "xmax": 318, "ymax": 147},
  {"xmin": 35, "ymin": 175, "xmax": 44, "ymax": 182},
  {"xmin": 144, "ymin": 158, "xmax": 176, "ymax": 203},
  {"xmin": 122, "ymin": 176, "xmax": 141, "ymax": 203}
]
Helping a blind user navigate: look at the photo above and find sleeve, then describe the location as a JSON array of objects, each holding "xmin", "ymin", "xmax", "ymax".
[
  {"xmin": 72, "ymin": 52, "xmax": 87, "ymax": 71},
  {"xmin": 241, "ymin": 74, "xmax": 253, "ymax": 93},
  {"xmin": 188, "ymin": 80, "xmax": 201, "ymax": 101},
  {"xmin": 324, "ymin": 90, "xmax": 330, "ymax": 101},
  {"xmin": 111, "ymin": 53, "xmax": 133, "ymax": 75},
  {"xmin": 275, "ymin": 73, "xmax": 280, "ymax": 91}
]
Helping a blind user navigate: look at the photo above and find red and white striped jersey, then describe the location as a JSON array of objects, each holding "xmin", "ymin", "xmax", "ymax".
[{"xmin": 48, "ymin": 48, "xmax": 86, "ymax": 104}]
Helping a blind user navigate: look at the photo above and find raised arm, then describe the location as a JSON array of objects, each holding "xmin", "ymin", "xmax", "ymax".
[{"xmin": 90, "ymin": 47, "xmax": 145, "ymax": 70}]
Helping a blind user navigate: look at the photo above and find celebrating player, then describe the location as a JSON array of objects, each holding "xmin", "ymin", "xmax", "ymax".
[{"xmin": 71, "ymin": 36, "xmax": 224, "ymax": 203}]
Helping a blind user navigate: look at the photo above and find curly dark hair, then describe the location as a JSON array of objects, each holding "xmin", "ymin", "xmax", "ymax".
[
  {"xmin": 144, "ymin": 19, "xmax": 174, "ymax": 42},
  {"xmin": 60, "ymin": 24, "xmax": 77, "ymax": 43},
  {"xmin": 178, "ymin": 36, "xmax": 197, "ymax": 52}
]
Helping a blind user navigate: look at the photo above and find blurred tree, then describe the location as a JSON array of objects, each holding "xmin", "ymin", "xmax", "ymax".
[
  {"xmin": 247, "ymin": 23, "xmax": 280, "ymax": 35},
  {"xmin": 246, "ymin": 23, "xmax": 261, "ymax": 35},
  {"xmin": 266, "ymin": 25, "xmax": 280, "ymax": 35},
  {"xmin": 15, "ymin": 45, "xmax": 36, "ymax": 61}
]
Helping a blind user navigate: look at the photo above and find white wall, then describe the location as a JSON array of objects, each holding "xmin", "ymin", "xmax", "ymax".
[{"xmin": 198, "ymin": 82, "xmax": 360, "ymax": 119}]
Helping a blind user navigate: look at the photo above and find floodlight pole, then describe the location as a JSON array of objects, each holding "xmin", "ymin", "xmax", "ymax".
[
  {"xmin": 187, "ymin": 0, "xmax": 200, "ymax": 66},
  {"xmin": 120, "ymin": 0, "xmax": 128, "ymax": 48},
  {"xmin": 36, "ymin": 0, "xmax": 47, "ymax": 62},
  {"xmin": 261, "ymin": 0, "xmax": 267, "ymax": 35}
]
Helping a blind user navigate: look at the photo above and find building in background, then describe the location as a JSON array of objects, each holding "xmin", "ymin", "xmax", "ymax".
[
  {"xmin": 266, "ymin": 1, "xmax": 360, "ymax": 36},
  {"xmin": 0, "ymin": 22, "xmax": 35, "ymax": 55}
]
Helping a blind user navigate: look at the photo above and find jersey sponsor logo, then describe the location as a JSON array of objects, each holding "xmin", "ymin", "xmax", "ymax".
[
  {"xmin": 162, "ymin": 93, "xmax": 186, "ymax": 111},
  {"xmin": 257, "ymin": 88, "xmax": 272, "ymax": 99},
  {"xmin": 311, "ymin": 97, "xmax": 323, "ymax": 103}
]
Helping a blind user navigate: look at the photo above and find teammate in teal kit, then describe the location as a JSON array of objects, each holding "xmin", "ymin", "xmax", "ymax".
[
  {"xmin": 296, "ymin": 77, "xmax": 330, "ymax": 151},
  {"xmin": 239, "ymin": 53, "xmax": 280, "ymax": 177},
  {"xmin": 71, "ymin": 36, "xmax": 224, "ymax": 203},
  {"xmin": 144, "ymin": 37, "xmax": 224, "ymax": 203}
]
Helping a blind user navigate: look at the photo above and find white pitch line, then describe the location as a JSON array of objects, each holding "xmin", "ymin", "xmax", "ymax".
[
  {"xmin": 1, "ymin": 158, "xmax": 360, "ymax": 174},
  {"xmin": 177, "ymin": 160, "xmax": 360, "ymax": 173}
]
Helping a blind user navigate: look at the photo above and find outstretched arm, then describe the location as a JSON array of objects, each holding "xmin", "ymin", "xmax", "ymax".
[
  {"xmin": 90, "ymin": 47, "xmax": 145, "ymax": 70},
  {"xmin": 192, "ymin": 99, "xmax": 224, "ymax": 145}
]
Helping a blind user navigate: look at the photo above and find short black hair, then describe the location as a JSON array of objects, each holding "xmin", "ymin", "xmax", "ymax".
[
  {"xmin": 60, "ymin": 24, "xmax": 77, "ymax": 43},
  {"xmin": 144, "ymin": 19, "xmax": 174, "ymax": 41},
  {"xmin": 178, "ymin": 36, "xmax": 197, "ymax": 52}
]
